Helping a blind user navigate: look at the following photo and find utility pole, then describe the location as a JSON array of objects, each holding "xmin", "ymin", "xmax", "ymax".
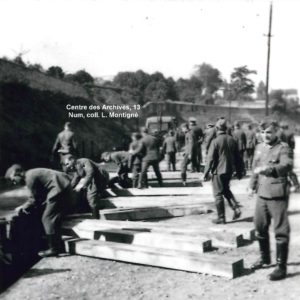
[{"xmin": 265, "ymin": 2, "xmax": 273, "ymax": 116}]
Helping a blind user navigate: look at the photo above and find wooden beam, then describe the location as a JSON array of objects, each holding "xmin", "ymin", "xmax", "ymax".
[
  {"xmin": 63, "ymin": 226, "xmax": 212, "ymax": 253},
  {"xmin": 101, "ymin": 195, "xmax": 214, "ymax": 209},
  {"xmin": 98, "ymin": 204, "xmax": 212, "ymax": 221},
  {"xmin": 66, "ymin": 239, "xmax": 244, "ymax": 278},
  {"xmin": 63, "ymin": 219, "xmax": 244, "ymax": 248}
]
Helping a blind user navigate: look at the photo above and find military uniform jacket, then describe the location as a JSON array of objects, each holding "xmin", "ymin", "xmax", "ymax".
[
  {"xmin": 129, "ymin": 141, "xmax": 143, "ymax": 165},
  {"xmin": 162, "ymin": 136, "xmax": 177, "ymax": 153},
  {"xmin": 184, "ymin": 131, "xmax": 194, "ymax": 156},
  {"xmin": 245, "ymin": 130, "xmax": 257, "ymax": 149},
  {"xmin": 232, "ymin": 129, "xmax": 247, "ymax": 151},
  {"xmin": 278, "ymin": 130, "xmax": 295, "ymax": 150},
  {"xmin": 204, "ymin": 131, "xmax": 243, "ymax": 175},
  {"xmin": 71, "ymin": 158, "xmax": 109, "ymax": 191},
  {"xmin": 23, "ymin": 168, "xmax": 71, "ymax": 210},
  {"xmin": 190, "ymin": 125, "xmax": 204, "ymax": 144},
  {"xmin": 204, "ymin": 127, "xmax": 217, "ymax": 153},
  {"xmin": 249, "ymin": 139, "xmax": 293, "ymax": 199},
  {"xmin": 132, "ymin": 134, "xmax": 160, "ymax": 161},
  {"xmin": 52, "ymin": 129, "xmax": 77, "ymax": 154}
]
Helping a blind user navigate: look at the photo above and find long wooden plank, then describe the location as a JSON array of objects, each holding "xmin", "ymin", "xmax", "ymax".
[
  {"xmin": 109, "ymin": 171, "xmax": 201, "ymax": 180},
  {"xmin": 63, "ymin": 226, "xmax": 212, "ymax": 253},
  {"xmin": 101, "ymin": 195, "xmax": 214, "ymax": 209},
  {"xmin": 66, "ymin": 239, "xmax": 244, "ymax": 278},
  {"xmin": 63, "ymin": 219, "xmax": 244, "ymax": 248},
  {"xmin": 148, "ymin": 180, "xmax": 202, "ymax": 188},
  {"xmin": 111, "ymin": 187, "xmax": 210, "ymax": 196},
  {"xmin": 99, "ymin": 204, "xmax": 212, "ymax": 220}
]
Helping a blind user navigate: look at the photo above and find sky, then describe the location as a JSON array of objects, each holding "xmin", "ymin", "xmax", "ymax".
[{"xmin": 0, "ymin": 0, "xmax": 299, "ymax": 91}]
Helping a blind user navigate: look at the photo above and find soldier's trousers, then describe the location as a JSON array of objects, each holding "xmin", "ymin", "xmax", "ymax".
[
  {"xmin": 132, "ymin": 164, "xmax": 141, "ymax": 188},
  {"xmin": 254, "ymin": 196, "xmax": 290, "ymax": 244},
  {"xmin": 245, "ymin": 148, "xmax": 255, "ymax": 170},
  {"xmin": 42, "ymin": 189, "xmax": 71, "ymax": 235},
  {"xmin": 86, "ymin": 179, "xmax": 105, "ymax": 210},
  {"xmin": 181, "ymin": 155, "xmax": 191, "ymax": 182},
  {"xmin": 166, "ymin": 152, "xmax": 176, "ymax": 171},
  {"xmin": 139, "ymin": 160, "xmax": 162, "ymax": 188},
  {"xmin": 212, "ymin": 174, "xmax": 239, "ymax": 217}
]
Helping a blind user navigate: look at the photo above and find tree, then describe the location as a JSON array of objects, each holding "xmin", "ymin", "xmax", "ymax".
[
  {"xmin": 175, "ymin": 77, "xmax": 202, "ymax": 103},
  {"xmin": 144, "ymin": 80, "xmax": 169, "ymax": 102},
  {"xmin": 256, "ymin": 81, "xmax": 266, "ymax": 100},
  {"xmin": 193, "ymin": 63, "xmax": 223, "ymax": 97},
  {"xmin": 27, "ymin": 63, "xmax": 44, "ymax": 72},
  {"xmin": 270, "ymin": 89, "xmax": 286, "ymax": 112},
  {"xmin": 68, "ymin": 70, "xmax": 94, "ymax": 85},
  {"xmin": 46, "ymin": 66, "xmax": 65, "ymax": 79},
  {"xmin": 229, "ymin": 65, "xmax": 257, "ymax": 100}
]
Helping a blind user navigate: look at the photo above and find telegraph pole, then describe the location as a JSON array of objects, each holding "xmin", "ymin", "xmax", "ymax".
[{"xmin": 265, "ymin": 2, "xmax": 273, "ymax": 116}]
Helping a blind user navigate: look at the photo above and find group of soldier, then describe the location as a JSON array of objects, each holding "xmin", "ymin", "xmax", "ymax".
[{"xmin": 4, "ymin": 116, "xmax": 299, "ymax": 281}]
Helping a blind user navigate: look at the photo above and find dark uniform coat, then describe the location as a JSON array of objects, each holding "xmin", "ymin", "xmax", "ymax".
[
  {"xmin": 232, "ymin": 128, "xmax": 247, "ymax": 152},
  {"xmin": 23, "ymin": 168, "xmax": 72, "ymax": 235},
  {"xmin": 71, "ymin": 158, "xmax": 109, "ymax": 209}
]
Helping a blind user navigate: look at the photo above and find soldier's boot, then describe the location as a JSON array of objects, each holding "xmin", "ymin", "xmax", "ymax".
[
  {"xmin": 39, "ymin": 235, "xmax": 60, "ymax": 257},
  {"xmin": 269, "ymin": 243, "xmax": 288, "ymax": 281},
  {"xmin": 212, "ymin": 200, "xmax": 226, "ymax": 224},
  {"xmin": 251, "ymin": 239, "xmax": 271, "ymax": 270},
  {"xmin": 181, "ymin": 172, "xmax": 187, "ymax": 186},
  {"xmin": 91, "ymin": 207, "xmax": 100, "ymax": 219}
]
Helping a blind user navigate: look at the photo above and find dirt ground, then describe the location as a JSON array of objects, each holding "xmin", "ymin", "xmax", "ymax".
[{"xmin": 1, "ymin": 140, "xmax": 300, "ymax": 300}]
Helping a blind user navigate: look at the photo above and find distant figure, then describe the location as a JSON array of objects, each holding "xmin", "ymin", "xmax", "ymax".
[
  {"xmin": 204, "ymin": 123, "xmax": 216, "ymax": 156},
  {"xmin": 232, "ymin": 121, "xmax": 246, "ymax": 173},
  {"xmin": 101, "ymin": 151, "xmax": 132, "ymax": 188},
  {"xmin": 52, "ymin": 122, "xmax": 78, "ymax": 169},
  {"xmin": 128, "ymin": 132, "xmax": 143, "ymax": 188},
  {"xmin": 162, "ymin": 130, "xmax": 177, "ymax": 171},
  {"xmin": 180, "ymin": 123, "xmax": 194, "ymax": 186},
  {"xmin": 245, "ymin": 124, "xmax": 257, "ymax": 170},
  {"xmin": 204, "ymin": 118, "xmax": 243, "ymax": 224},
  {"xmin": 5, "ymin": 165, "xmax": 73, "ymax": 257},
  {"xmin": 130, "ymin": 127, "xmax": 163, "ymax": 189},
  {"xmin": 63, "ymin": 155, "xmax": 109, "ymax": 219},
  {"xmin": 189, "ymin": 117, "xmax": 204, "ymax": 172}
]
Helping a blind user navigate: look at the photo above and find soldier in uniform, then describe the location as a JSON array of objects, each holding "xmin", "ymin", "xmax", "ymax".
[
  {"xmin": 52, "ymin": 122, "xmax": 78, "ymax": 169},
  {"xmin": 245, "ymin": 124, "xmax": 257, "ymax": 171},
  {"xmin": 128, "ymin": 132, "xmax": 143, "ymax": 188},
  {"xmin": 130, "ymin": 127, "xmax": 163, "ymax": 189},
  {"xmin": 180, "ymin": 123, "xmax": 193, "ymax": 186},
  {"xmin": 6, "ymin": 165, "xmax": 73, "ymax": 257},
  {"xmin": 249, "ymin": 120, "xmax": 293, "ymax": 281},
  {"xmin": 101, "ymin": 151, "xmax": 131, "ymax": 187},
  {"xmin": 63, "ymin": 155, "xmax": 109, "ymax": 219},
  {"xmin": 162, "ymin": 130, "xmax": 177, "ymax": 171},
  {"xmin": 203, "ymin": 119, "xmax": 243, "ymax": 223},
  {"xmin": 232, "ymin": 121, "xmax": 246, "ymax": 171},
  {"xmin": 189, "ymin": 117, "xmax": 204, "ymax": 172}
]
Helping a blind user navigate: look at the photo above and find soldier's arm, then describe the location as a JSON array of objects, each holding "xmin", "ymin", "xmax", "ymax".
[
  {"xmin": 130, "ymin": 140, "xmax": 144, "ymax": 156},
  {"xmin": 52, "ymin": 136, "xmax": 61, "ymax": 154},
  {"xmin": 249, "ymin": 147, "xmax": 260, "ymax": 191},
  {"xmin": 204, "ymin": 140, "xmax": 216, "ymax": 176}
]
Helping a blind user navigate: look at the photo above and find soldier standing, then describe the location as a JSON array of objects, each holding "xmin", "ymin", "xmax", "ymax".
[
  {"xmin": 232, "ymin": 121, "xmax": 246, "ymax": 171},
  {"xmin": 249, "ymin": 120, "xmax": 293, "ymax": 280},
  {"xmin": 203, "ymin": 119, "xmax": 243, "ymax": 223},
  {"xmin": 189, "ymin": 117, "xmax": 204, "ymax": 172},
  {"xmin": 128, "ymin": 132, "xmax": 143, "ymax": 188},
  {"xmin": 6, "ymin": 165, "xmax": 73, "ymax": 257},
  {"xmin": 162, "ymin": 130, "xmax": 177, "ymax": 171},
  {"xmin": 130, "ymin": 127, "xmax": 163, "ymax": 189},
  {"xmin": 245, "ymin": 124, "xmax": 257, "ymax": 171},
  {"xmin": 63, "ymin": 155, "xmax": 109, "ymax": 219},
  {"xmin": 52, "ymin": 122, "xmax": 78, "ymax": 169}
]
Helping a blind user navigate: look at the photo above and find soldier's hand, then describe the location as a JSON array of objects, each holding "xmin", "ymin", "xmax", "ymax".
[
  {"xmin": 74, "ymin": 183, "xmax": 84, "ymax": 192},
  {"xmin": 203, "ymin": 173, "xmax": 210, "ymax": 181},
  {"xmin": 15, "ymin": 206, "xmax": 29, "ymax": 216}
]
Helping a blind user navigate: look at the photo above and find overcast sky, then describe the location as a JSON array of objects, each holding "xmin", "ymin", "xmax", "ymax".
[{"xmin": 1, "ymin": 0, "xmax": 299, "ymax": 91}]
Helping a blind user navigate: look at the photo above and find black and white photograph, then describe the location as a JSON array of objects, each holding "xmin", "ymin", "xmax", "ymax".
[{"xmin": 0, "ymin": 0, "xmax": 300, "ymax": 299}]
